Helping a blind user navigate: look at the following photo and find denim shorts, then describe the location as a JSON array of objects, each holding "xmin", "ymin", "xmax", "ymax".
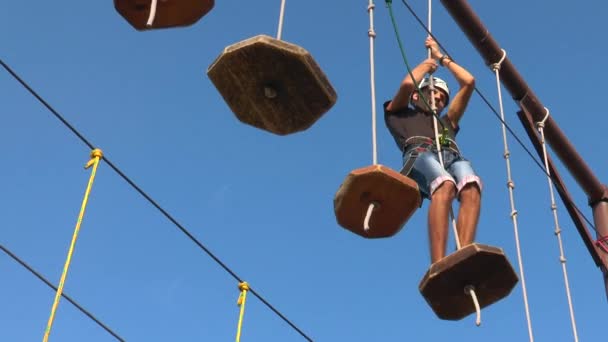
[{"xmin": 402, "ymin": 144, "xmax": 482, "ymax": 199}]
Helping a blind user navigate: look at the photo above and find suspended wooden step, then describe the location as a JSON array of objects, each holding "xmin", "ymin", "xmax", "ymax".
[
  {"xmin": 419, "ymin": 243, "xmax": 518, "ymax": 320},
  {"xmin": 114, "ymin": 0, "xmax": 214, "ymax": 30},
  {"xmin": 207, "ymin": 34, "xmax": 337, "ymax": 135},
  {"xmin": 334, "ymin": 165, "xmax": 421, "ymax": 238}
]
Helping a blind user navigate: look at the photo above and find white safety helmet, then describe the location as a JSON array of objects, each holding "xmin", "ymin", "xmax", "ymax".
[{"xmin": 418, "ymin": 76, "xmax": 450, "ymax": 104}]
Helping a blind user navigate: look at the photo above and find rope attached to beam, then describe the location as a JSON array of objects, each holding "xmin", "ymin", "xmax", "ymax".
[
  {"xmin": 490, "ymin": 51, "xmax": 535, "ymax": 342},
  {"xmin": 536, "ymin": 108, "xmax": 579, "ymax": 342}
]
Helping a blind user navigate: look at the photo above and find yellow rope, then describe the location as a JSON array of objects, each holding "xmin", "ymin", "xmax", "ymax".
[
  {"xmin": 235, "ymin": 281, "xmax": 250, "ymax": 342},
  {"xmin": 42, "ymin": 149, "xmax": 104, "ymax": 342}
]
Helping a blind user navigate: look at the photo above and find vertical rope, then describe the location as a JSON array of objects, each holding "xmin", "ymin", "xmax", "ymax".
[
  {"xmin": 235, "ymin": 282, "xmax": 250, "ymax": 342},
  {"xmin": 368, "ymin": 0, "xmax": 378, "ymax": 165},
  {"xmin": 426, "ymin": 1, "xmax": 443, "ymax": 164},
  {"xmin": 277, "ymin": 0, "xmax": 287, "ymax": 40},
  {"xmin": 536, "ymin": 110, "xmax": 579, "ymax": 342},
  {"xmin": 43, "ymin": 149, "xmax": 104, "ymax": 342},
  {"xmin": 491, "ymin": 51, "xmax": 534, "ymax": 342},
  {"xmin": 362, "ymin": 0, "xmax": 380, "ymax": 232},
  {"xmin": 425, "ymin": 1, "xmax": 458, "ymax": 250},
  {"xmin": 146, "ymin": 0, "xmax": 159, "ymax": 27},
  {"xmin": 427, "ymin": 0, "xmax": 432, "ymax": 58},
  {"xmin": 426, "ymin": 1, "xmax": 479, "ymax": 323}
]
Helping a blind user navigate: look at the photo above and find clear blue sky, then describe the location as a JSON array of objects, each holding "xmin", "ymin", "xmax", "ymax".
[{"xmin": 1, "ymin": 1, "xmax": 607, "ymax": 341}]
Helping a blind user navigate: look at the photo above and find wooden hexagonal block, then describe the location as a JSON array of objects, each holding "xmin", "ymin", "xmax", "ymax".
[
  {"xmin": 114, "ymin": 0, "xmax": 214, "ymax": 30},
  {"xmin": 207, "ymin": 35, "xmax": 337, "ymax": 135},
  {"xmin": 419, "ymin": 243, "xmax": 519, "ymax": 320},
  {"xmin": 334, "ymin": 164, "xmax": 421, "ymax": 238}
]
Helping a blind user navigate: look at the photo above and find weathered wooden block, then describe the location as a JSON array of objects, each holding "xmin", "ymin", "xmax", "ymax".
[
  {"xmin": 114, "ymin": 0, "xmax": 214, "ymax": 30},
  {"xmin": 334, "ymin": 165, "xmax": 421, "ymax": 238},
  {"xmin": 207, "ymin": 35, "xmax": 337, "ymax": 135},
  {"xmin": 419, "ymin": 243, "xmax": 518, "ymax": 320}
]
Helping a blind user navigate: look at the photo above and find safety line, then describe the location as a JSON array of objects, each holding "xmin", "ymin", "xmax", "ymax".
[
  {"xmin": 0, "ymin": 244, "xmax": 125, "ymax": 341},
  {"xmin": 0, "ymin": 58, "xmax": 313, "ymax": 342}
]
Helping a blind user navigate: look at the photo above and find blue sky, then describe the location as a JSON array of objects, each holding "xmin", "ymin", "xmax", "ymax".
[{"xmin": 1, "ymin": 1, "xmax": 607, "ymax": 341}]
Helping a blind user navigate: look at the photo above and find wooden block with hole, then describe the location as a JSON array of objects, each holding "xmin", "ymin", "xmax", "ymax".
[
  {"xmin": 114, "ymin": 0, "xmax": 214, "ymax": 30},
  {"xmin": 207, "ymin": 34, "xmax": 337, "ymax": 135},
  {"xmin": 419, "ymin": 243, "xmax": 518, "ymax": 320},
  {"xmin": 333, "ymin": 164, "xmax": 421, "ymax": 238}
]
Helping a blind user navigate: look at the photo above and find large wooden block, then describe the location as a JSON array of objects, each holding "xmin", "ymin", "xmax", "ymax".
[
  {"xmin": 334, "ymin": 165, "xmax": 421, "ymax": 238},
  {"xmin": 114, "ymin": 0, "xmax": 214, "ymax": 30},
  {"xmin": 419, "ymin": 243, "xmax": 518, "ymax": 320},
  {"xmin": 207, "ymin": 35, "xmax": 337, "ymax": 135}
]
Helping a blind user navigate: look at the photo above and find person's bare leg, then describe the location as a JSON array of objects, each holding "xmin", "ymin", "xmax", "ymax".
[
  {"xmin": 456, "ymin": 183, "xmax": 481, "ymax": 246},
  {"xmin": 428, "ymin": 181, "xmax": 456, "ymax": 263}
]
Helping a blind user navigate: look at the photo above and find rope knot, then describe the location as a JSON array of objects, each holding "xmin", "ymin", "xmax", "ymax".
[
  {"xmin": 490, "ymin": 49, "xmax": 507, "ymax": 72},
  {"xmin": 237, "ymin": 282, "xmax": 250, "ymax": 306},
  {"xmin": 85, "ymin": 149, "xmax": 103, "ymax": 169},
  {"xmin": 90, "ymin": 148, "xmax": 103, "ymax": 159},
  {"xmin": 238, "ymin": 281, "xmax": 250, "ymax": 292},
  {"xmin": 537, "ymin": 107, "xmax": 550, "ymax": 130}
]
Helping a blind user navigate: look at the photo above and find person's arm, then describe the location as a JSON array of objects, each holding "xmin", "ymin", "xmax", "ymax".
[
  {"xmin": 386, "ymin": 58, "xmax": 437, "ymax": 112},
  {"xmin": 426, "ymin": 37, "xmax": 475, "ymax": 128}
]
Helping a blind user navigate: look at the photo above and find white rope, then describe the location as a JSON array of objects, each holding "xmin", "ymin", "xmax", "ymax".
[
  {"xmin": 426, "ymin": 0, "xmax": 476, "ymax": 320},
  {"xmin": 368, "ymin": 1, "xmax": 378, "ymax": 165},
  {"xmin": 425, "ymin": 1, "xmax": 459, "ymax": 251},
  {"xmin": 146, "ymin": 0, "xmax": 159, "ymax": 27},
  {"xmin": 427, "ymin": 0, "xmax": 432, "ymax": 59},
  {"xmin": 364, "ymin": 202, "xmax": 377, "ymax": 232},
  {"xmin": 277, "ymin": 0, "xmax": 287, "ymax": 40},
  {"xmin": 491, "ymin": 49, "xmax": 534, "ymax": 342},
  {"xmin": 465, "ymin": 285, "xmax": 481, "ymax": 326},
  {"xmin": 360, "ymin": 1, "xmax": 380, "ymax": 233},
  {"xmin": 536, "ymin": 108, "xmax": 579, "ymax": 342}
]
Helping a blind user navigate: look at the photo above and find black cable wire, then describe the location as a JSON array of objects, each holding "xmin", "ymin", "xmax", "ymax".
[
  {"xmin": 394, "ymin": 0, "xmax": 599, "ymax": 233},
  {"xmin": 0, "ymin": 244, "xmax": 125, "ymax": 341},
  {"xmin": 0, "ymin": 59, "xmax": 313, "ymax": 341}
]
